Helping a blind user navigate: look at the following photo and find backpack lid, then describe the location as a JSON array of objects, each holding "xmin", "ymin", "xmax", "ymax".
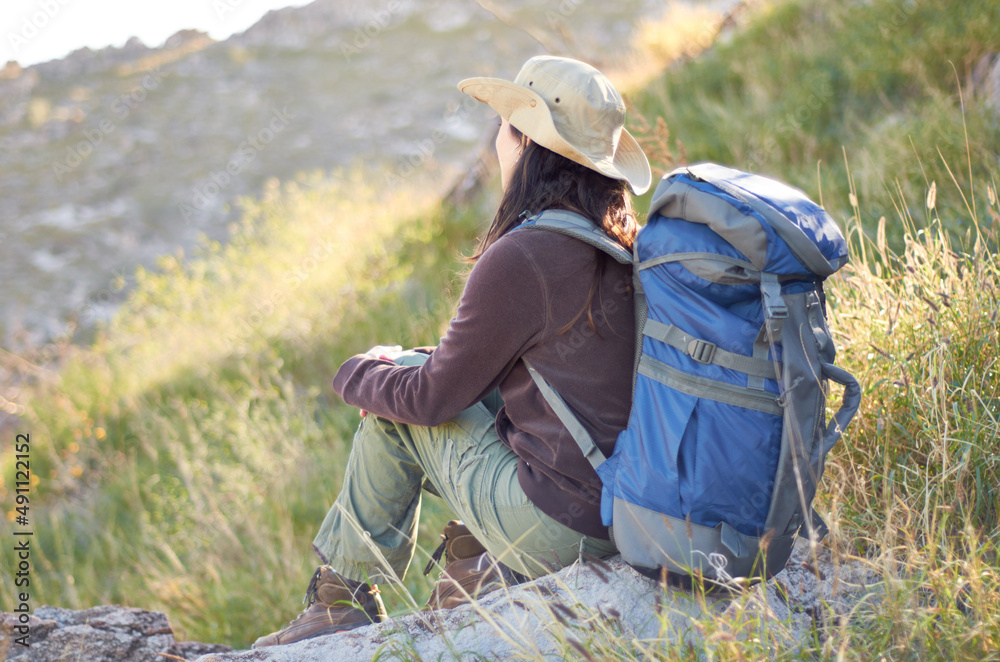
[{"xmin": 648, "ymin": 163, "xmax": 848, "ymax": 277}]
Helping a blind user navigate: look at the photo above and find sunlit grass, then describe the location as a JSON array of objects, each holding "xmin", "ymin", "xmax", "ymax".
[
  {"xmin": 0, "ymin": 168, "xmax": 483, "ymax": 645},
  {"xmin": 817, "ymin": 173, "xmax": 1000, "ymax": 658}
]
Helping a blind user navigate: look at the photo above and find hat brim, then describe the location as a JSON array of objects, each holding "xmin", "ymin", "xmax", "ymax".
[{"xmin": 458, "ymin": 76, "xmax": 651, "ymax": 195}]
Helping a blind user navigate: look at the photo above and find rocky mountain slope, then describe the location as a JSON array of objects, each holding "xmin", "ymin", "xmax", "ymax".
[{"xmin": 0, "ymin": 0, "xmax": 665, "ymax": 346}]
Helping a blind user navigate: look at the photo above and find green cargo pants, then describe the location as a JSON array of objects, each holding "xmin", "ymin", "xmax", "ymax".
[{"xmin": 312, "ymin": 351, "xmax": 616, "ymax": 585}]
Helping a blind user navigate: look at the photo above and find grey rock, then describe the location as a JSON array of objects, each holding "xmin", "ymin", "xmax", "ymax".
[
  {"xmin": 169, "ymin": 641, "xmax": 235, "ymax": 659},
  {"xmin": 0, "ymin": 541, "xmax": 874, "ymax": 662},
  {"xmin": 978, "ymin": 53, "xmax": 1000, "ymax": 114},
  {"xmin": 732, "ymin": 538, "xmax": 882, "ymax": 646},
  {"xmin": 0, "ymin": 604, "xmax": 230, "ymax": 662},
  {"xmin": 194, "ymin": 542, "xmax": 876, "ymax": 661},
  {"xmin": 196, "ymin": 556, "xmax": 697, "ymax": 662}
]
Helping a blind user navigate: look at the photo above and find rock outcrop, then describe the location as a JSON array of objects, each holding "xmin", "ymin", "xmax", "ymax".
[
  {"xmin": 2, "ymin": 541, "xmax": 877, "ymax": 661},
  {"xmin": 197, "ymin": 542, "xmax": 875, "ymax": 661},
  {"xmin": 0, "ymin": 605, "xmax": 230, "ymax": 662},
  {"xmin": 973, "ymin": 53, "xmax": 1000, "ymax": 115}
]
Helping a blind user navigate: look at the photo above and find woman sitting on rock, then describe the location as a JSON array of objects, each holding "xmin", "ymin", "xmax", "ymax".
[{"xmin": 254, "ymin": 54, "xmax": 651, "ymax": 648}]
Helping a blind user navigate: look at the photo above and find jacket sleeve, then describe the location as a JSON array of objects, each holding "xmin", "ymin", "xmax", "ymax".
[{"xmin": 332, "ymin": 234, "xmax": 549, "ymax": 427}]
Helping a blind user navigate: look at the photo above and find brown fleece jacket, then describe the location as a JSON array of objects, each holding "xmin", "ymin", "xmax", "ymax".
[{"xmin": 332, "ymin": 227, "xmax": 635, "ymax": 539}]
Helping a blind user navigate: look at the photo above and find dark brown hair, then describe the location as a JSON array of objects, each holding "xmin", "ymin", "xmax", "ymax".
[{"xmin": 470, "ymin": 124, "xmax": 638, "ymax": 333}]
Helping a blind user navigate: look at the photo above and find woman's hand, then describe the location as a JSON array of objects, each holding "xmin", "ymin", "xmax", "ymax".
[{"xmin": 365, "ymin": 344, "xmax": 404, "ymax": 359}]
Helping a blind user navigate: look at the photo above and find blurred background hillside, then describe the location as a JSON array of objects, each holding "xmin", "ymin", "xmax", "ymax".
[
  {"xmin": 2, "ymin": 0, "xmax": 999, "ymax": 656},
  {"xmin": 1, "ymin": 0, "xmax": 698, "ymax": 346}
]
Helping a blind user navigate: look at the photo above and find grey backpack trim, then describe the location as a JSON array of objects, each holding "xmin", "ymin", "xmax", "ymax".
[
  {"xmin": 519, "ymin": 209, "xmax": 632, "ymax": 264},
  {"xmin": 638, "ymin": 354, "xmax": 784, "ymax": 416},
  {"xmin": 638, "ymin": 252, "xmax": 759, "ymax": 286},
  {"xmin": 761, "ymin": 289, "xmax": 861, "ymax": 543},
  {"xmin": 611, "ymin": 498, "xmax": 799, "ymax": 580}
]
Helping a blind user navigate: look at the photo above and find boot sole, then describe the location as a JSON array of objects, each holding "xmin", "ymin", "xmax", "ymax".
[
  {"xmin": 299, "ymin": 619, "xmax": 377, "ymax": 642},
  {"xmin": 253, "ymin": 615, "xmax": 386, "ymax": 649}
]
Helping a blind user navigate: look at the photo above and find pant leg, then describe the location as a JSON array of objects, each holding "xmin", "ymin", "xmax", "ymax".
[
  {"xmin": 313, "ymin": 356, "xmax": 616, "ymax": 584},
  {"xmin": 311, "ymin": 410, "xmax": 427, "ymax": 585},
  {"xmin": 314, "ymin": 388, "xmax": 508, "ymax": 580}
]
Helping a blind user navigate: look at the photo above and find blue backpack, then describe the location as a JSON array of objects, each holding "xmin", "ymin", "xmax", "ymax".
[{"xmin": 521, "ymin": 163, "xmax": 861, "ymax": 583}]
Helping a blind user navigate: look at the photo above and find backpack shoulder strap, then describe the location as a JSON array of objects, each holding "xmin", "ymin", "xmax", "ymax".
[
  {"xmin": 515, "ymin": 210, "xmax": 630, "ymax": 472},
  {"xmin": 523, "ymin": 359, "xmax": 607, "ymax": 471},
  {"xmin": 519, "ymin": 210, "xmax": 633, "ymax": 265}
]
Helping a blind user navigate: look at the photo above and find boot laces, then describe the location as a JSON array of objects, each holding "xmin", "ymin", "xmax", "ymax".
[
  {"xmin": 277, "ymin": 568, "xmax": 323, "ymax": 629},
  {"xmin": 303, "ymin": 566, "xmax": 324, "ymax": 606},
  {"xmin": 423, "ymin": 533, "xmax": 449, "ymax": 576}
]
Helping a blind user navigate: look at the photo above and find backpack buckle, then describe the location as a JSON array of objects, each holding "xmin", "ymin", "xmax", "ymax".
[
  {"xmin": 760, "ymin": 274, "xmax": 788, "ymax": 320},
  {"xmin": 687, "ymin": 339, "xmax": 717, "ymax": 364}
]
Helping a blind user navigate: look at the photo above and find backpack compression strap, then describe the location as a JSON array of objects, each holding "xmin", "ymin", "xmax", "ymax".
[{"xmin": 642, "ymin": 318, "xmax": 782, "ymax": 380}]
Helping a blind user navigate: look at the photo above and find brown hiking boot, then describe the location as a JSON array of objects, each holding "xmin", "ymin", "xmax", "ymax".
[
  {"xmin": 252, "ymin": 566, "xmax": 387, "ymax": 648},
  {"xmin": 423, "ymin": 520, "xmax": 524, "ymax": 610}
]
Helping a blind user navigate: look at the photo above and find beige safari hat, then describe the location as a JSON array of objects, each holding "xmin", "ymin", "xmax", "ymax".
[{"xmin": 458, "ymin": 56, "xmax": 651, "ymax": 195}]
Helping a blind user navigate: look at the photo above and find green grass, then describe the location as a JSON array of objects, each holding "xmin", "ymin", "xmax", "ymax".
[
  {"xmin": 626, "ymin": 0, "xmax": 1000, "ymax": 248},
  {"xmin": 2, "ymin": 0, "xmax": 1000, "ymax": 656},
  {"xmin": 804, "ymin": 196, "xmax": 999, "ymax": 660},
  {"xmin": 0, "ymin": 169, "xmax": 485, "ymax": 645}
]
